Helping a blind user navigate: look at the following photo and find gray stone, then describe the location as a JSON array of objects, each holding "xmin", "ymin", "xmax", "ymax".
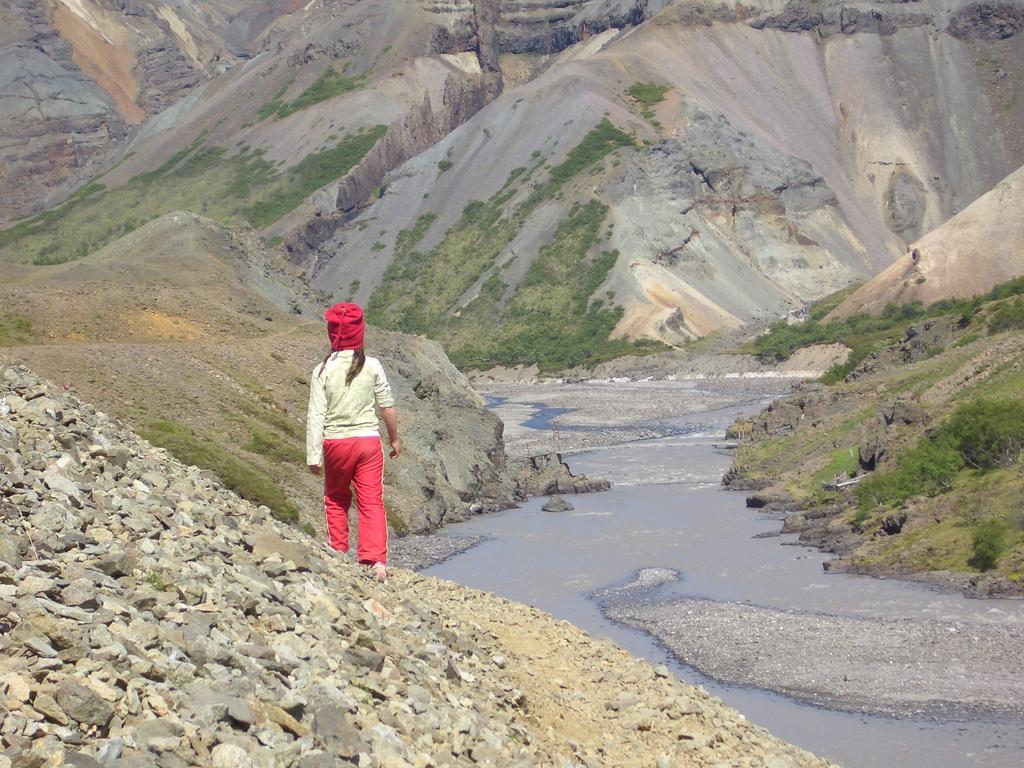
[
  {"xmin": 541, "ymin": 495, "xmax": 574, "ymax": 513},
  {"xmin": 209, "ymin": 743, "xmax": 253, "ymax": 768},
  {"xmin": 56, "ymin": 681, "xmax": 114, "ymax": 727},
  {"xmin": 312, "ymin": 704, "xmax": 368, "ymax": 756}
]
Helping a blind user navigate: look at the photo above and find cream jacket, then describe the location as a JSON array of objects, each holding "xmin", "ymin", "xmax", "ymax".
[{"xmin": 306, "ymin": 351, "xmax": 395, "ymax": 466}]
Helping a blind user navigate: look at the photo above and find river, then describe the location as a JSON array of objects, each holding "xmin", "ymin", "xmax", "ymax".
[{"xmin": 425, "ymin": 387, "xmax": 1024, "ymax": 767}]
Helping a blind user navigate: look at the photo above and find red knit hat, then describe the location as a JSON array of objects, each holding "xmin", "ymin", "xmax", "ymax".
[{"xmin": 325, "ymin": 302, "xmax": 365, "ymax": 351}]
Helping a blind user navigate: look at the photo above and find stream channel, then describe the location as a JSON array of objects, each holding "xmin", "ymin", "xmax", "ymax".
[{"xmin": 425, "ymin": 390, "xmax": 1024, "ymax": 767}]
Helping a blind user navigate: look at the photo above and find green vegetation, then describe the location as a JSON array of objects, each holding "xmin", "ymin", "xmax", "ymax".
[
  {"xmin": 368, "ymin": 119, "xmax": 652, "ymax": 371},
  {"xmin": 437, "ymin": 159, "xmax": 454, "ymax": 173},
  {"xmin": 141, "ymin": 418, "xmax": 299, "ymax": 523},
  {"xmin": 855, "ymin": 399, "xmax": 1024, "ymax": 511},
  {"xmin": 256, "ymin": 83, "xmax": 291, "ymax": 120},
  {"xmin": 0, "ymin": 314, "xmax": 36, "ymax": 346},
  {"xmin": 970, "ymin": 518, "xmax": 1012, "ymax": 571},
  {"xmin": 145, "ymin": 571, "xmax": 173, "ymax": 592},
  {"xmin": 627, "ymin": 82, "xmax": 670, "ymax": 122},
  {"xmin": 750, "ymin": 277, "xmax": 1024, "ymax": 379},
  {"xmin": 244, "ymin": 424, "xmax": 305, "ymax": 465},
  {"xmin": 257, "ymin": 69, "xmax": 364, "ymax": 121},
  {"xmin": 0, "ymin": 127, "xmax": 387, "ymax": 264},
  {"xmin": 988, "ymin": 297, "xmax": 1024, "ymax": 334}
]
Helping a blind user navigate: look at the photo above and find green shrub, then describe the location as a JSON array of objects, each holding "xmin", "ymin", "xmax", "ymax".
[
  {"xmin": 855, "ymin": 438, "xmax": 963, "ymax": 510},
  {"xmin": 627, "ymin": 82, "xmax": 670, "ymax": 121},
  {"xmin": 969, "ymin": 518, "xmax": 1011, "ymax": 571},
  {"xmin": 268, "ymin": 69, "xmax": 363, "ymax": 119},
  {"xmin": 437, "ymin": 160, "xmax": 454, "ymax": 172},
  {"xmin": 940, "ymin": 399, "xmax": 1024, "ymax": 469},
  {"xmin": 753, "ymin": 275, "xmax": 1024, "ymax": 365},
  {"xmin": 855, "ymin": 399, "xmax": 1024, "ymax": 510},
  {"xmin": 988, "ymin": 298, "xmax": 1024, "ymax": 334}
]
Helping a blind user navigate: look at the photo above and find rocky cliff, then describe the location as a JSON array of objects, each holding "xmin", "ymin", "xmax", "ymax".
[
  {"xmin": 0, "ymin": 0, "xmax": 289, "ymax": 225},
  {"xmin": 0, "ymin": 361, "xmax": 835, "ymax": 767}
]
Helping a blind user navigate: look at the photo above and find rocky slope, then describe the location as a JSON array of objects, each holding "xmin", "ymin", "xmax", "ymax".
[
  {"xmin": 832, "ymin": 164, "xmax": 1024, "ymax": 316},
  {"xmin": 0, "ymin": 361, "xmax": 834, "ymax": 767},
  {"xmin": 0, "ymin": 212, "xmax": 516, "ymax": 536},
  {"xmin": 0, "ymin": 0, "xmax": 291, "ymax": 225}
]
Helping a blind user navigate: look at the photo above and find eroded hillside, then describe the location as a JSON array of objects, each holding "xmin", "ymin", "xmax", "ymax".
[
  {"xmin": 2, "ymin": 0, "xmax": 1023, "ymax": 373},
  {"xmin": 0, "ymin": 212, "xmax": 515, "ymax": 535},
  {"xmin": 314, "ymin": 0, "xmax": 1024, "ymax": 364}
]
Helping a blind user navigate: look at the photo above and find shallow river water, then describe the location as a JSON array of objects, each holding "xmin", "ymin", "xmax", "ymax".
[{"xmin": 425, "ymin": 397, "xmax": 1024, "ymax": 767}]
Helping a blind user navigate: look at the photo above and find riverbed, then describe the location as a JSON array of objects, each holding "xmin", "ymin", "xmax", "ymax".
[{"xmin": 424, "ymin": 382, "xmax": 1024, "ymax": 768}]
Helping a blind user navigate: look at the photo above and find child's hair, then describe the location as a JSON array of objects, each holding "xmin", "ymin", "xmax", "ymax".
[
  {"xmin": 318, "ymin": 348, "xmax": 366, "ymax": 386},
  {"xmin": 346, "ymin": 348, "xmax": 366, "ymax": 385}
]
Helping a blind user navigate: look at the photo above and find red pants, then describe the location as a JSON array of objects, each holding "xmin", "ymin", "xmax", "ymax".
[{"xmin": 322, "ymin": 436, "xmax": 388, "ymax": 564}]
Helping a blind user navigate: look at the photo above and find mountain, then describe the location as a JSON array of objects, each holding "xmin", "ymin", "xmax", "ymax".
[
  {"xmin": 3, "ymin": 0, "xmax": 1023, "ymax": 370},
  {"xmin": 0, "ymin": 212, "xmax": 516, "ymax": 534},
  {"xmin": 830, "ymin": 164, "xmax": 1024, "ymax": 316}
]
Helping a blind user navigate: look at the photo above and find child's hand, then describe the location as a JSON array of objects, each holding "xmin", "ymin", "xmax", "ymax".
[
  {"xmin": 389, "ymin": 439, "xmax": 401, "ymax": 459},
  {"xmin": 308, "ymin": 464, "xmax": 322, "ymax": 475}
]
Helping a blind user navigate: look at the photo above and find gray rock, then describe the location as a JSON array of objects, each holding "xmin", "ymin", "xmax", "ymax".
[
  {"xmin": 541, "ymin": 495, "xmax": 574, "ymax": 513},
  {"xmin": 56, "ymin": 681, "xmax": 114, "ymax": 727},
  {"xmin": 209, "ymin": 744, "xmax": 253, "ymax": 768},
  {"xmin": 312, "ymin": 704, "xmax": 368, "ymax": 756}
]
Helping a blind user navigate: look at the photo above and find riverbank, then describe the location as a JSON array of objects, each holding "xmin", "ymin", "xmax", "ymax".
[
  {"xmin": 1, "ymin": 362, "xmax": 835, "ymax": 767},
  {"xmin": 602, "ymin": 570, "xmax": 1024, "ymax": 720},
  {"xmin": 430, "ymin": 387, "xmax": 1024, "ymax": 766},
  {"xmin": 482, "ymin": 378, "xmax": 795, "ymax": 457}
]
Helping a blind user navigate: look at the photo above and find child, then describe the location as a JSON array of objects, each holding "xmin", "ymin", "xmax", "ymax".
[{"xmin": 306, "ymin": 302, "xmax": 400, "ymax": 579}]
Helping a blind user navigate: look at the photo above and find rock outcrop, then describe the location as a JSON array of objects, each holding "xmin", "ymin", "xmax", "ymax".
[{"xmin": 0, "ymin": 361, "xmax": 834, "ymax": 766}]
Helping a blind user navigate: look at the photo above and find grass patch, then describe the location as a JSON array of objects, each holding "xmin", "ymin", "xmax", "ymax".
[
  {"xmin": 257, "ymin": 69, "xmax": 363, "ymax": 121},
  {"xmin": 145, "ymin": 571, "xmax": 173, "ymax": 592},
  {"xmin": 627, "ymin": 82, "xmax": 670, "ymax": 121},
  {"xmin": 244, "ymin": 424, "xmax": 305, "ymax": 465},
  {"xmin": 0, "ymin": 127, "xmax": 386, "ymax": 264},
  {"xmin": 437, "ymin": 159, "xmax": 454, "ymax": 173},
  {"xmin": 141, "ymin": 418, "xmax": 299, "ymax": 523},
  {"xmin": 277, "ymin": 69, "xmax": 364, "ymax": 118},
  {"xmin": 0, "ymin": 314, "xmax": 37, "ymax": 346},
  {"xmin": 367, "ymin": 119, "xmax": 649, "ymax": 370}
]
